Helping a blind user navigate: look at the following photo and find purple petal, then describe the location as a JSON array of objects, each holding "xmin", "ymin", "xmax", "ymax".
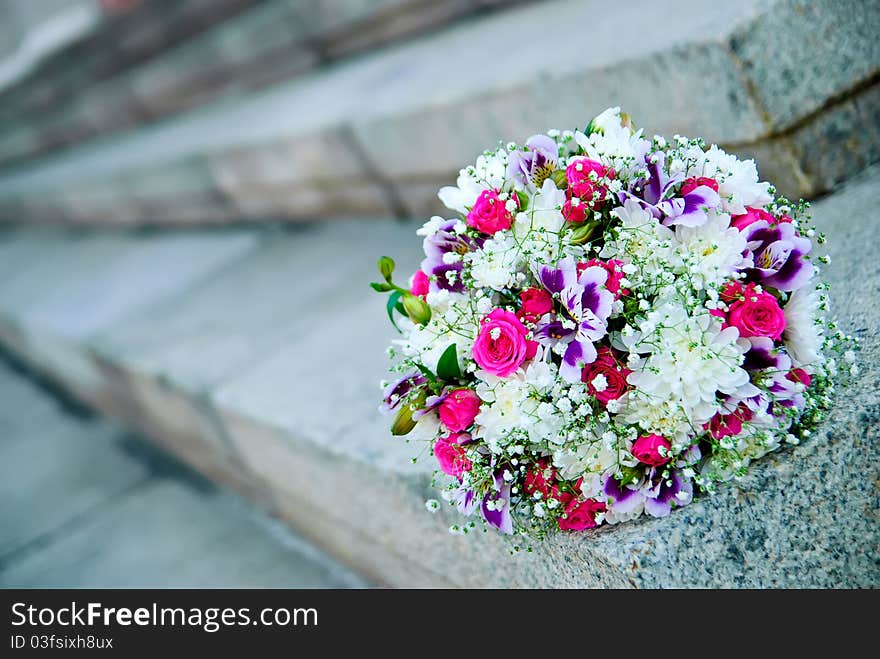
[
  {"xmin": 762, "ymin": 247, "xmax": 812, "ymax": 291},
  {"xmin": 481, "ymin": 483, "xmax": 513, "ymax": 534},
  {"xmin": 603, "ymin": 476, "xmax": 645, "ymax": 514},
  {"xmin": 454, "ymin": 487, "xmax": 479, "ymax": 516},
  {"xmin": 560, "ymin": 340, "xmax": 597, "ymax": 382},
  {"xmin": 537, "ymin": 259, "xmax": 577, "ymax": 293},
  {"xmin": 743, "ymin": 337, "xmax": 780, "ymax": 371}
]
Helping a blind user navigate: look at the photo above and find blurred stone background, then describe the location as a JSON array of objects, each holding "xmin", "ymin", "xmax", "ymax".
[{"xmin": 0, "ymin": 0, "xmax": 877, "ymax": 587}]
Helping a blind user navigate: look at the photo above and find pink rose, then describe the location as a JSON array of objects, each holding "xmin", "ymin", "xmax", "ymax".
[
  {"xmin": 438, "ymin": 388, "xmax": 481, "ymax": 432},
  {"xmin": 466, "ymin": 189, "xmax": 514, "ymax": 235},
  {"xmin": 472, "ymin": 308, "xmax": 529, "ymax": 377},
  {"xmin": 566, "ymin": 158, "xmax": 612, "ymax": 208},
  {"xmin": 581, "ymin": 346, "xmax": 630, "ymax": 405},
  {"xmin": 680, "ymin": 176, "xmax": 719, "ymax": 196},
  {"xmin": 578, "ymin": 258, "xmax": 628, "ymax": 298},
  {"xmin": 731, "ymin": 206, "xmax": 776, "ymax": 231},
  {"xmin": 563, "ymin": 193, "xmax": 587, "ymax": 223},
  {"xmin": 519, "ymin": 287, "xmax": 553, "ymax": 322},
  {"xmin": 410, "ymin": 270, "xmax": 429, "ymax": 298},
  {"xmin": 433, "ymin": 432, "xmax": 472, "ymax": 478},
  {"xmin": 728, "ymin": 291, "xmax": 786, "ymax": 340},
  {"xmin": 558, "ymin": 498, "xmax": 606, "ymax": 531},
  {"xmin": 632, "ymin": 434, "xmax": 672, "ymax": 467}
]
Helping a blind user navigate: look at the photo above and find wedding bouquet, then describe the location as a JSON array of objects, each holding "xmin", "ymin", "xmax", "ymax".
[{"xmin": 372, "ymin": 108, "xmax": 854, "ymax": 538}]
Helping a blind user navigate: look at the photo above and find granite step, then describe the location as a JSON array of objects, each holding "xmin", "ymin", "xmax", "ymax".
[
  {"xmin": 0, "ymin": 0, "xmax": 528, "ymax": 168},
  {"xmin": 0, "ymin": 166, "xmax": 876, "ymax": 587},
  {"xmin": 0, "ymin": 355, "xmax": 368, "ymax": 588},
  {"xmin": 0, "ymin": 0, "xmax": 876, "ymax": 227}
]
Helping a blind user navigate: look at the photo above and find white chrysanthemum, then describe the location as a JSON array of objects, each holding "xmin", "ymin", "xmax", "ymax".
[
  {"xmin": 466, "ymin": 232, "xmax": 522, "ymax": 291},
  {"xmin": 625, "ymin": 303, "xmax": 749, "ymax": 425},
  {"xmin": 686, "ymin": 145, "xmax": 771, "ymax": 215},
  {"xmin": 674, "ymin": 209, "xmax": 751, "ymax": 290},
  {"xmin": 574, "ymin": 107, "xmax": 651, "ymax": 177},
  {"xmin": 437, "ymin": 148, "xmax": 507, "ymax": 214},
  {"xmin": 783, "ymin": 285, "xmax": 825, "ymax": 368},
  {"xmin": 474, "ymin": 376, "xmax": 528, "ymax": 453},
  {"xmin": 601, "ymin": 199, "xmax": 678, "ymax": 287},
  {"xmin": 515, "ymin": 179, "xmax": 566, "ymax": 235}
]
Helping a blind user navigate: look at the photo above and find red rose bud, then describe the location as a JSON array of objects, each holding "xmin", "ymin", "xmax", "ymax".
[
  {"xmin": 581, "ymin": 346, "xmax": 630, "ymax": 404},
  {"xmin": 520, "ymin": 287, "xmax": 553, "ymax": 320},
  {"xmin": 731, "ymin": 206, "xmax": 776, "ymax": 231},
  {"xmin": 680, "ymin": 176, "xmax": 719, "ymax": 196},
  {"xmin": 787, "ymin": 368, "xmax": 812, "ymax": 387},
  {"xmin": 558, "ymin": 498, "xmax": 606, "ymax": 531}
]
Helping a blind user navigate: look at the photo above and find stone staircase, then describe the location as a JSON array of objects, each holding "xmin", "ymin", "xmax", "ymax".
[
  {"xmin": 0, "ymin": 0, "xmax": 877, "ymax": 587},
  {"xmin": 0, "ymin": 0, "xmax": 527, "ymax": 168},
  {"xmin": 0, "ymin": 0, "xmax": 877, "ymax": 226}
]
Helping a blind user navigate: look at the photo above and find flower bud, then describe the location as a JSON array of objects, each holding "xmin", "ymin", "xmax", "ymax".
[
  {"xmin": 568, "ymin": 220, "xmax": 601, "ymax": 245},
  {"xmin": 378, "ymin": 256, "xmax": 395, "ymax": 282},
  {"xmin": 550, "ymin": 169, "xmax": 568, "ymax": 189},
  {"xmin": 390, "ymin": 390, "xmax": 426, "ymax": 436},
  {"xmin": 402, "ymin": 294, "xmax": 432, "ymax": 325}
]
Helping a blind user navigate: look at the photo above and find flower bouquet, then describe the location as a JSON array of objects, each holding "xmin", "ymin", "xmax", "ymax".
[{"xmin": 371, "ymin": 108, "xmax": 854, "ymax": 538}]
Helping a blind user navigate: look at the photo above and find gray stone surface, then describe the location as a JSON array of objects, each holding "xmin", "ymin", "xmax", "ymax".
[
  {"xmin": 93, "ymin": 219, "xmax": 420, "ymax": 394},
  {"xmin": 0, "ymin": 0, "xmax": 524, "ymax": 168},
  {"xmin": 730, "ymin": 0, "xmax": 880, "ymax": 131},
  {"xmin": 6, "ymin": 0, "xmax": 877, "ymax": 225},
  {"xmin": 0, "ymin": 360, "xmax": 367, "ymax": 588},
  {"xmin": 0, "ymin": 169, "xmax": 876, "ymax": 587}
]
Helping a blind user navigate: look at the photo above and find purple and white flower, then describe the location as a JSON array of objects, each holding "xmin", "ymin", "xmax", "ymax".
[
  {"xmin": 507, "ymin": 134, "xmax": 558, "ymax": 187},
  {"xmin": 533, "ymin": 258, "xmax": 614, "ymax": 382},
  {"xmin": 624, "ymin": 152, "xmax": 721, "ymax": 227},
  {"xmin": 742, "ymin": 220, "xmax": 813, "ymax": 291}
]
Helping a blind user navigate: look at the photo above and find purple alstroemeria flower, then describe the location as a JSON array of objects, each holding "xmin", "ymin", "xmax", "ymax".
[
  {"xmin": 380, "ymin": 372, "xmax": 427, "ymax": 414},
  {"xmin": 452, "ymin": 485, "xmax": 479, "ymax": 516},
  {"xmin": 742, "ymin": 338, "xmax": 804, "ymax": 411},
  {"xmin": 533, "ymin": 258, "xmax": 614, "ymax": 382},
  {"xmin": 643, "ymin": 469, "xmax": 693, "ymax": 518},
  {"xmin": 421, "ymin": 219, "xmax": 476, "ymax": 294},
  {"xmin": 603, "ymin": 475, "xmax": 645, "ymax": 514},
  {"xmin": 480, "ymin": 474, "xmax": 513, "ymax": 535},
  {"xmin": 507, "ymin": 134, "xmax": 558, "ymax": 187},
  {"xmin": 742, "ymin": 220, "xmax": 812, "ymax": 291},
  {"xmin": 622, "ymin": 152, "xmax": 720, "ymax": 228}
]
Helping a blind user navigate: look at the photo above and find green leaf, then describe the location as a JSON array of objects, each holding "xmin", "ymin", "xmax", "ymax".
[
  {"xmin": 515, "ymin": 190, "xmax": 530, "ymax": 210},
  {"xmin": 370, "ymin": 281, "xmax": 394, "ymax": 292},
  {"xmin": 436, "ymin": 343, "xmax": 461, "ymax": 381},
  {"xmin": 414, "ymin": 362, "xmax": 438, "ymax": 383},
  {"xmin": 386, "ymin": 291, "xmax": 403, "ymax": 332}
]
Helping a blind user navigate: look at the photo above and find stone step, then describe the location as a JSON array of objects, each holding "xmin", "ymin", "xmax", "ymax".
[
  {"xmin": 0, "ymin": 357, "xmax": 367, "ymax": 587},
  {"xmin": 0, "ymin": 0, "xmax": 877, "ymax": 227},
  {"xmin": 0, "ymin": 166, "xmax": 876, "ymax": 587},
  {"xmin": 0, "ymin": 0, "xmax": 526, "ymax": 168}
]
